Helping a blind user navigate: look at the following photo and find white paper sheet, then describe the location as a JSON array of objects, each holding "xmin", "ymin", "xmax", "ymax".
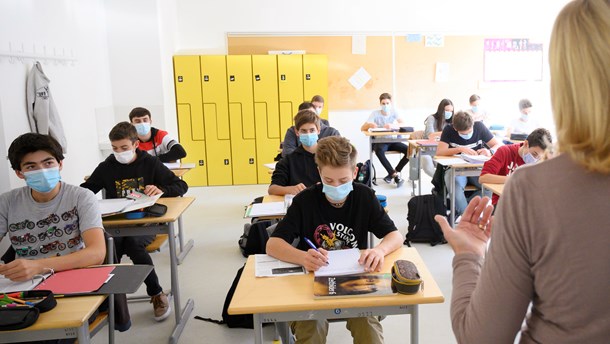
[
  {"xmin": 315, "ymin": 248, "xmax": 366, "ymax": 277},
  {"xmin": 352, "ymin": 35, "xmax": 366, "ymax": 55},
  {"xmin": 263, "ymin": 162, "xmax": 277, "ymax": 170},
  {"xmin": 434, "ymin": 157, "xmax": 469, "ymax": 166},
  {"xmin": 98, "ymin": 192, "xmax": 163, "ymax": 216},
  {"xmin": 163, "ymin": 162, "xmax": 181, "ymax": 169},
  {"xmin": 0, "ymin": 273, "xmax": 51, "ymax": 293},
  {"xmin": 245, "ymin": 202, "xmax": 286, "ymax": 218},
  {"xmin": 348, "ymin": 67, "xmax": 371, "ymax": 90},
  {"xmin": 254, "ymin": 255, "xmax": 306, "ymax": 277}
]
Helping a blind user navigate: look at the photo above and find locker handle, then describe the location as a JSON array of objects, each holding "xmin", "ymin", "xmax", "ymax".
[
  {"xmin": 280, "ymin": 74, "xmax": 286, "ymax": 81},
  {"xmin": 305, "ymin": 74, "xmax": 311, "ymax": 80},
  {"xmin": 224, "ymin": 159, "xmax": 230, "ymax": 165},
  {"xmin": 255, "ymin": 75, "xmax": 261, "ymax": 81},
  {"xmin": 178, "ymin": 76, "xmax": 183, "ymax": 82},
  {"xmin": 203, "ymin": 75, "xmax": 209, "ymax": 82},
  {"xmin": 198, "ymin": 160, "xmax": 204, "ymax": 166},
  {"xmin": 229, "ymin": 75, "xmax": 235, "ymax": 82},
  {"xmin": 249, "ymin": 158, "xmax": 254, "ymax": 164}
]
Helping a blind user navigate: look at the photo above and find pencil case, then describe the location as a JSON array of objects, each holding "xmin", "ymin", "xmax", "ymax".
[
  {"xmin": 0, "ymin": 290, "xmax": 56, "ymax": 331},
  {"xmin": 391, "ymin": 260, "xmax": 422, "ymax": 295}
]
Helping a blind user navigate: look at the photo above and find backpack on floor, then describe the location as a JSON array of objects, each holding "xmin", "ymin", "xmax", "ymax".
[
  {"xmin": 238, "ymin": 220, "xmax": 272, "ymax": 257},
  {"xmin": 405, "ymin": 194, "xmax": 448, "ymax": 246},
  {"xmin": 355, "ymin": 160, "xmax": 376, "ymax": 187}
]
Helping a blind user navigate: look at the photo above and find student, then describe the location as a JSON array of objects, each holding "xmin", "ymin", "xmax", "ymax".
[
  {"xmin": 420, "ymin": 98, "xmax": 454, "ymax": 177},
  {"xmin": 310, "ymin": 94, "xmax": 325, "ymax": 116},
  {"xmin": 479, "ymin": 128, "xmax": 552, "ymax": 206},
  {"xmin": 267, "ymin": 136, "xmax": 403, "ymax": 343},
  {"xmin": 129, "ymin": 107, "xmax": 187, "ymax": 162},
  {"xmin": 465, "ymin": 94, "xmax": 490, "ymax": 126},
  {"xmin": 281, "ymin": 102, "xmax": 340, "ymax": 157},
  {"xmin": 81, "ymin": 122, "xmax": 188, "ymax": 322},
  {"xmin": 506, "ymin": 99, "xmax": 541, "ymax": 138},
  {"xmin": 270, "ymin": 110, "xmax": 325, "ymax": 196},
  {"xmin": 435, "ymin": 1, "xmax": 610, "ymax": 342},
  {"xmin": 436, "ymin": 111, "xmax": 501, "ymax": 216},
  {"xmin": 360, "ymin": 93, "xmax": 408, "ymax": 187},
  {"xmin": 0, "ymin": 133, "xmax": 106, "ymax": 281}
]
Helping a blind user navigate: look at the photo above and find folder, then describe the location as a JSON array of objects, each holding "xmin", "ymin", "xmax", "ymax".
[{"xmin": 34, "ymin": 266, "xmax": 115, "ymax": 295}]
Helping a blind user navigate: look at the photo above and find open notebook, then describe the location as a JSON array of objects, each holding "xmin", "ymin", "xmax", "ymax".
[{"xmin": 98, "ymin": 191, "xmax": 162, "ymax": 217}]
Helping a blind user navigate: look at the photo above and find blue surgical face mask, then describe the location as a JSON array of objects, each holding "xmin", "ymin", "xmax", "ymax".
[
  {"xmin": 381, "ymin": 104, "xmax": 391, "ymax": 113},
  {"xmin": 134, "ymin": 123, "xmax": 151, "ymax": 136},
  {"xmin": 523, "ymin": 152, "xmax": 539, "ymax": 164},
  {"xmin": 520, "ymin": 113, "xmax": 529, "ymax": 121},
  {"xmin": 299, "ymin": 132, "xmax": 319, "ymax": 147},
  {"xmin": 23, "ymin": 167, "xmax": 61, "ymax": 193},
  {"xmin": 471, "ymin": 105, "xmax": 479, "ymax": 113},
  {"xmin": 322, "ymin": 181, "xmax": 353, "ymax": 202},
  {"xmin": 459, "ymin": 131, "xmax": 473, "ymax": 140},
  {"xmin": 444, "ymin": 111, "xmax": 453, "ymax": 120}
]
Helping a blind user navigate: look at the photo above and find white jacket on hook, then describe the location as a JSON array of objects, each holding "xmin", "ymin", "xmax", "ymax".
[{"xmin": 26, "ymin": 61, "xmax": 68, "ymax": 153}]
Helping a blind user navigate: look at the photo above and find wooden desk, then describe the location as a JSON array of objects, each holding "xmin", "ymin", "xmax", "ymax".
[
  {"xmin": 363, "ymin": 131, "xmax": 411, "ymax": 187},
  {"xmin": 103, "ymin": 197, "xmax": 195, "ymax": 344},
  {"xmin": 229, "ymin": 247, "xmax": 444, "ymax": 344},
  {"xmin": 408, "ymin": 140, "xmax": 439, "ymax": 196},
  {"xmin": 434, "ymin": 156, "xmax": 485, "ymax": 226},
  {"xmin": 1, "ymin": 295, "xmax": 106, "ymax": 343},
  {"xmin": 482, "ymin": 182, "xmax": 504, "ymax": 196}
]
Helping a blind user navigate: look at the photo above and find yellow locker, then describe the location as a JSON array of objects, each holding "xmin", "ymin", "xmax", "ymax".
[
  {"xmin": 277, "ymin": 55, "xmax": 304, "ymax": 135},
  {"xmin": 201, "ymin": 56, "xmax": 233, "ymax": 186},
  {"xmin": 252, "ymin": 55, "xmax": 281, "ymax": 184},
  {"xmin": 226, "ymin": 55, "xmax": 257, "ymax": 184},
  {"xmin": 173, "ymin": 56, "xmax": 207, "ymax": 186},
  {"xmin": 303, "ymin": 55, "xmax": 329, "ymax": 120}
]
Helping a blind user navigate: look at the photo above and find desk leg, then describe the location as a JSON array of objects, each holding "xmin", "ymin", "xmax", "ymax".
[
  {"xmin": 276, "ymin": 322, "xmax": 293, "ymax": 344},
  {"xmin": 254, "ymin": 314, "xmax": 264, "ymax": 344},
  {"xmin": 176, "ymin": 215, "xmax": 194, "ymax": 265},
  {"xmin": 77, "ymin": 323, "xmax": 91, "ymax": 344},
  {"xmin": 410, "ymin": 305, "xmax": 419, "ymax": 344},
  {"xmin": 168, "ymin": 222, "xmax": 194, "ymax": 344},
  {"xmin": 369, "ymin": 137, "xmax": 374, "ymax": 186},
  {"xmin": 417, "ymin": 148, "xmax": 422, "ymax": 196},
  {"xmin": 450, "ymin": 168, "xmax": 456, "ymax": 227}
]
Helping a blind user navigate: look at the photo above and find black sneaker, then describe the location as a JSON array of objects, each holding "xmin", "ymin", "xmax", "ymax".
[
  {"xmin": 395, "ymin": 176, "xmax": 405, "ymax": 188},
  {"xmin": 383, "ymin": 175, "xmax": 393, "ymax": 184}
]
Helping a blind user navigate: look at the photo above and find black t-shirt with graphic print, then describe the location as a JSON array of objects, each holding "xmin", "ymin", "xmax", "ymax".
[
  {"xmin": 271, "ymin": 183, "xmax": 397, "ymax": 251},
  {"xmin": 440, "ymin": 121, "xmax": 494, "ymax": 151}
]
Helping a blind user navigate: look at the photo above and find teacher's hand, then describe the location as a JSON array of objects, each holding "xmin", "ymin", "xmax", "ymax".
[{"xmin": 435, "ymin": 196, "xmax": 493, "ymax": 257}]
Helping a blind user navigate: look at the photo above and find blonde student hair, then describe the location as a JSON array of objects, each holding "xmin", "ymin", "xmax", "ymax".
[
  {"xmin": 549, "ymin": 0, "xmax": 610, "ymax": 173},
  {"xmin": 315, "ymin": 136, "xmax": 358, "ymax": 170}
]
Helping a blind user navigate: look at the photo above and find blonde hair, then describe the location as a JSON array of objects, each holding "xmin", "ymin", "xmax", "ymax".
[
  {"xmin": 549, "ymin": 0, "xmax": 610, "ymax": 173},
  {"xmin": 315, "ymin": 136, "xmax": 358, "ymax": 170}
]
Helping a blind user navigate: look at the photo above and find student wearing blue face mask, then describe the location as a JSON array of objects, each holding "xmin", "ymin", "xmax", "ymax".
[
  {"xmin": 0, "ymin": 134, "xmax": 106, "ymax": 281},
  {"xmin": 465, "ymin": 94, "xmax": 490, "ymax": 127},
  {"xmin": 479, "ymin": 128, "xmax": 552, "ymax": 207},
  {"xmin": 506, "ymin": 99, "xmax": 541, "ymax": 138},
  {"xmin": 281, "ymin": 101, "xmax": 341, "ymax": 158},
  {"xmin": 269, "ymin": 110, "xmax": 331, "ymax": 196},
  {"xmin": 129, "ymin": 107, "xmax": 186, "ymax": 163},
  {"xmin": 437, "ymin": 111, "xmax": 502, "ymax": 216},
  {"xmin": 361, "ymin": 93, "xmax": 409, "ymax": 187},
  {"xmin": 267, "ymin": 136, "xmax": 403, "ymax": 343}
]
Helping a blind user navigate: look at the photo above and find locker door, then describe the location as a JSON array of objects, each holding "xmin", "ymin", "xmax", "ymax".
[
  {"xmin": 201, "ymin": 56, "xmax": 233, "ymax": 186},
  {"xmin": 173, "ymin": 56, "xmax": 207, "ymax": 186},
  {"xmin": 227, "ymin": 55, "xmax": 257, "ymax": 185},
  {"xmin": 252, "ymin": 55, "xmax": 280, "ymax": 184},
  {"xmin": 303, "ymin": 55, "xmax": 329, "ymax": 120},
  {"xmin": 277, "ymin": 55, "xmax": 304, "ymax": 135}
]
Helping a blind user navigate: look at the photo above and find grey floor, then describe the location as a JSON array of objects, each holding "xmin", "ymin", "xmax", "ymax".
[{"xmin": 92, "ymin": 172, "xmax": 458, "ymax": 344}]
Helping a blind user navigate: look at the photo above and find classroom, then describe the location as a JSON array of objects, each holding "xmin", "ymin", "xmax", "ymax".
[{"xmin": 1, "ymin": 1, "xmax": 608, "ymax": 344}]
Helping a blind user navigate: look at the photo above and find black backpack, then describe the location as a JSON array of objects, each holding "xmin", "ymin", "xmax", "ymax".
[
  {"xmin": 238, "ymin": 220, "xmax": 272, "ymax": 257},
  {"xmin": 404, "ymin": 195, "xmax": 448, "ymax": 246},
  {"xmin": 355, "ymin": 160, "xmax": 376, "ymax": 187}
]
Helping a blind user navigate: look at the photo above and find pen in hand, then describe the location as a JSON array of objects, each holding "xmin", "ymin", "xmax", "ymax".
[{"xmin": 304, "ymin": 237, "xmax": 329, "ymax": 265}]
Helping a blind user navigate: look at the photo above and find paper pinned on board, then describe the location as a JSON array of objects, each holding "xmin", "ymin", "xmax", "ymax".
[
  {"xmin": 348, "ymin": 67, "xmax": 371, "ymax": 90},
  {"xmin": 435, "ymin": 62, "xmax": 450, "ymax": 82},
  {"xmin": 425, "ymin": 34, "xmax": 444, "ymax": 48},
  {"xmin": 352, "ymin": 35, "xmax": 366, "ymax": 55}
]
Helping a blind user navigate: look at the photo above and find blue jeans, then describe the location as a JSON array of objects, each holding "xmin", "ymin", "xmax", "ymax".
[{"xmin": 445, "ymin": 175, "xmax": 489, "ymax": 216}]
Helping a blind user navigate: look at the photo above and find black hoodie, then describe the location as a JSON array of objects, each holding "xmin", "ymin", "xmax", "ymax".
[{"xmin": 81, "ymin": 149, "xmax": 188, "ymax": 198}]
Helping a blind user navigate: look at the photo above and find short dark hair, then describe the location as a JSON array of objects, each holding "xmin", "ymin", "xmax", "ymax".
[
  {"xmin": 469, "ymin": 94, "xmax": 481, "ymax": 104},
  {"xmin": 526, "ymin": 128, "xmax": 552, "ymax": 150},
  {"xmin": 315, "ymin": 136, "xmax": 358, "ymax": 170},
  {"xmin": 298, "ymin": 102, "xmax": 315, "ymax": 111},
  {"xmin": 109, "ymin": 122, "xmax": 139, "ymax": 143},
  {"xmin": 518, "ymin": 99, "xmax": 532, "ymax": 110},
  {"xmin": 379, "ymin": 93, "xmax": 392, "ymax": 102},
  {"xmin": 294, "ymin": 110, "xmax": 320, "ymax": 131},
  {"xmin": 129, "ymin": 107, "xmax": 151, "ymax": 121},
  {"xmin": 8, "ymin": 133, "xmax": 64, "ymax": 171},
  {"xmin": 452, "ymin": 111, "xmax": 474, "ymax": 132},
  {"xmin": 311, "ymin": 95, "xmax": 324, "ymax": 104}
]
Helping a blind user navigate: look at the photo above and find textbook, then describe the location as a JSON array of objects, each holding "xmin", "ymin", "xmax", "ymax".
[
  {"xmin": 458, "ymin": 153, "xmax": 491, "ymax": 164},
  {"xmin": 98, "ymin": 191, "xmax": 163, "ymax": 217},
  {"xmin": 313, "ymin": 273, "xmax": 395, "ymax": 299}
]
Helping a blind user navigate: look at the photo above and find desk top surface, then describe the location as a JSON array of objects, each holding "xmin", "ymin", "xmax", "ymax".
[
  {"xmin": 362, "ymin": 130, "xmax": 411, "ymax": 138},
  {"xmin": 434, "ymin": 156, "xmax": 485, "ymax": 168},
  {"xmin": 228, "ymin": 247, "xmax": 444, "ymax": 315},
  {"xmin": 4, "ymin": 295, "xmax": 105, "ymax": 333},
  {"xmin": 483, "ymin": 183, "xmax": 504, "ymax": 196},
  {"xmin": 408, "ymin": 139, "xmax": 439, "ymax": 147},
  {"xmin": 102, "ymin": 197, "xmax": 195, "ymax": 226}
]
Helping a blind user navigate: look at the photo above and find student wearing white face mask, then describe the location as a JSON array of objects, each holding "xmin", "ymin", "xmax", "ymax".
[
  {"xmin": 479, "ymin": 128, "xmax": 552, "ymax": 207},
  {"xmin": 129, "ymin": 107, "xmax": 186, "ymax": 163},
  {"xmin": 361, "ymin": 93, "xmax": 409, "ymax": 187},
  {"xmin": 465, "ymin": 94, "xmax": 490, "ymax": 127},
  {"xmin": 506, "ymin": 99, "xmax": 541, "ymax": 138},
  {"xmin": 311, "ymin": 95, "xmax": 325, "ymax": 116},
  {"xmin": 81, "ymin": 122, "xmax": 187, "ymax": 322}
]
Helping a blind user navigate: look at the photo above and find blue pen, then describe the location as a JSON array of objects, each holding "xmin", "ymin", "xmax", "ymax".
[{"xmin": 304, "ymin": 238, "xmax": 329, "ymax": 265}]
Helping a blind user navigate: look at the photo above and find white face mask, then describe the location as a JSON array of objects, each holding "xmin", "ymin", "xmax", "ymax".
[
  {"xmin": 114, "ymin": 150, "xmax": 135, "ymax": 164},
  {"xmin": 314, "ymin": 107, "xmax": 322, "ymax": 115}
]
